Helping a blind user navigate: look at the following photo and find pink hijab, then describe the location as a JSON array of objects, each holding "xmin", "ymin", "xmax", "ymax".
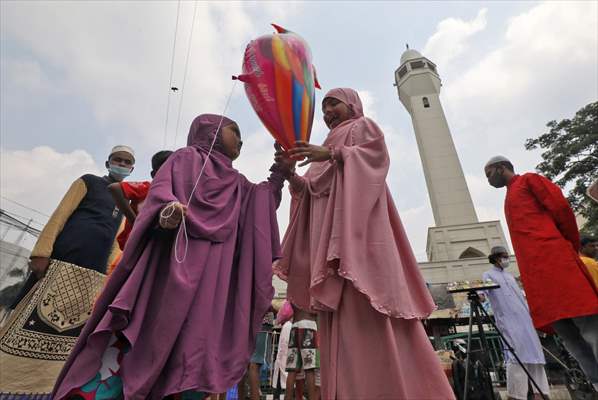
[{"xmin": 276, "ymin": 88, "xmax": 435, "ymax": 319}]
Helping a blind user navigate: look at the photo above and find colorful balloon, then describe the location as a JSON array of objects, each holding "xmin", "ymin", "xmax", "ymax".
[{"xmin": 234, "ymin": 24, "xmax": 320, "ymax": 150}]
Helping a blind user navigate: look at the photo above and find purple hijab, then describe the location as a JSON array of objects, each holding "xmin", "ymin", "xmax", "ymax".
[
  {"xmin": 187, "ymin": 113, "xmax": 234, "ymax": 152},
  {"xmin": 53, "ymin": 114, "xmax": 283, "ymax": 399}
]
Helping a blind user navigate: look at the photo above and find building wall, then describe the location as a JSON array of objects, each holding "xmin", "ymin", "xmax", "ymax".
[
  {"xmin": 408, "ymin": 94, "xmax": 479, "ymax": 227},
  {"xmin": 426, "ymin": 220, "xmax": 509, "ymax": 262},
  {"xmin": 419, "ymin": 255, "xmax": 520, "ymax": 285}
]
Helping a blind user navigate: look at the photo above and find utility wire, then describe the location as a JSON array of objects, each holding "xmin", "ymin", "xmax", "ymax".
[
  {"xmin": 0, "ymin": 196, "xmax": 50, "ymax": 219},
  {"xmin": 162, "ymin": 0, "xmax": 182, "ymax": 148},
  {"xmin": 172, "ymin": 0, "xmax": 199, "ymax": 147}
]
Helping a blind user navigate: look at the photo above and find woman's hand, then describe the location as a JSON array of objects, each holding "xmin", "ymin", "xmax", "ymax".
[
  {"xmin": 159, "ymin": 202, "xmax": 187, "ymax": 229},
  {"xmin": 274, "ymin": 142, "xmax": 296, "ymax": 174},
  {"xmin": 287, "ymin": 141, "xmax": 331, "ymax": 167}
]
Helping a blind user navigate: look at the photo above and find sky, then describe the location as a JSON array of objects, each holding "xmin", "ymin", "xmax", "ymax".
[{"xmin": 1, "ymin": 1, "xmax": 597, "ymax": 259}]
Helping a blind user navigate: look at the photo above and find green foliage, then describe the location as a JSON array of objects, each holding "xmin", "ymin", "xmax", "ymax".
[{"xmin": 525, "ymin": 102, "xmax": 598, "ymax": 237}]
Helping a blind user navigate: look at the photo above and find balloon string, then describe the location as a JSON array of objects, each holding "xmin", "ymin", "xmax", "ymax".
[{"xmin": 166, "ymin": 80, "xmax": 238, "ymax": 263}]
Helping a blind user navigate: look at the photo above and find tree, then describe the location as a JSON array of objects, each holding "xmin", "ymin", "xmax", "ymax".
[{"xmin": 525, "ymin": 101, "xmax": 598, "ymax": 237}]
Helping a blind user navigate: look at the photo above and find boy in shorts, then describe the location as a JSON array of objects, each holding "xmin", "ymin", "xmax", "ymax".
[{"xmin": 285, "ymin": 306, "xmax": 319, "ymax": 400}]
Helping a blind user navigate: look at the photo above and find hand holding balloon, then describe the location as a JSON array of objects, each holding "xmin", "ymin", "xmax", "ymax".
[
  {"xmin": 274, "ymin": 142, "xmax": 296, "ymax": 174},
  {"xmin": 288, "ymin": 141, "xmax": 332, "ymax": 167}
]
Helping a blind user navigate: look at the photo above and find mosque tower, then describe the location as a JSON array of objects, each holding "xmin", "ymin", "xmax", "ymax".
[
  {"xmin": 395, "ymin": 46, "xmax": 512, "ymax": 282},
  {"xmin": 395, "ymin": 48, "xmax": 477, "ymax": 227}
]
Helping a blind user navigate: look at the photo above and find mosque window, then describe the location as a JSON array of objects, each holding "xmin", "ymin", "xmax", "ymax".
[
  {"xmin": 459, "ymin": 247, "xmax": 486, "ymax": 259},
  {"xmin": 397, "ymin": 66, "xmax": 408, "ymax": 79},
  {"xmin": 422, "ymin": 97, "xmax": 430, "ymax": 108},
  {"xmin": 427, "ymin": 63, "xmax": 437, "ymax": 73},
  {"xmin": 410, "ymin": 60, "xmax": 425, "ymax": 69}
]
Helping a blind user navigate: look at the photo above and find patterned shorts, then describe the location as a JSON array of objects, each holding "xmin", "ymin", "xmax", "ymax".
[{"xmin": 285, "ymin": 320, "xmax": 319, "ymax": 371}]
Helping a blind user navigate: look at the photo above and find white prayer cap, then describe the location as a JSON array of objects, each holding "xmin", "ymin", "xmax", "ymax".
[
  {"xmin": 490, "ymin": 246, "xmax": 508, "ymax": 256},
  {"xmin": 485, "ymin": 155, "xmax": 511, "ymax": 169},
  {"xmin": 109, "ymin": 145, "xmax": 135, "ymax": 161}
]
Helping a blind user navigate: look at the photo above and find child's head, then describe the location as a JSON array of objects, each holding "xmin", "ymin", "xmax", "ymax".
[
  {"xmin": 151, "ymin": 150, "xmax": 173, "ymax": 178},
  {"xmin": 187, "ymin": 114, "xmax": 242, "ymax": 161},
  {"xmin": 322, "ymin": 88, "xmax": 364, "ymax": 129},
  {"xmin": 220, "ymin": 122, "xmax": 242, "ymax": 160},
  {"xmin": 488, "ymin": 246, "xmax": 509, "ymax": 269}
]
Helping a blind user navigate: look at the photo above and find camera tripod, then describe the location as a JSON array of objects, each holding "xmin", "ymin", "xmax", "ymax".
[{"xmin": 462, "ymin": 290, "xmax": 548, "ymax": 400}]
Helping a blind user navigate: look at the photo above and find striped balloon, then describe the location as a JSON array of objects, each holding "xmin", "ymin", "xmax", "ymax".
[{"xmin": 235, "ymin": 24, "xmax": 320, "ymax": 150}]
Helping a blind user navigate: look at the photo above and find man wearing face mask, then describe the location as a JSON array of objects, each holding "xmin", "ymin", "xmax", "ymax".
[
  {"xmin": 0, "ymin": 146, "xmax": 134, "ymax": 396},
  {"xmin": 482, "ymin": 246, "xmax": 549, "ymax": 400},
  {"xmin": 27, "ymin": 145, "xmax": 134, "ymax": 279},
  {"xmin": 484, "ymin": 156, "xmax": 598, "ymax": 392}
]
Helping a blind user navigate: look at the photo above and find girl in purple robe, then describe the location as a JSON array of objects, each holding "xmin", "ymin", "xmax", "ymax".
[{"xmin": 52, "ymin": 114, "xmax": 293, "ymax": 400}]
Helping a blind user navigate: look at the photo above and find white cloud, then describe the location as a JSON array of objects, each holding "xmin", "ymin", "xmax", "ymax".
[
  {"xmin": 442, "ymin": 1, "xmax": 597, "ymax": 139},
  {"xmin": 423, "ymin": 8, "xmax": 487, "ymax": 69},
  {"xmin": 1, "ymin": 146, "xmax": 103, "ymax": 249},
  {"xmin": 1, "ymin": 146, "xmax": 103, "ymax": 215}
]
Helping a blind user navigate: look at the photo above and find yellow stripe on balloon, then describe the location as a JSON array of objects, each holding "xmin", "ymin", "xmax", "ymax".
[
  {"xmin": 272, "ymin": 35, "xmax": 290, "ymax": 71},
  {"xmin": 273, "ymin": 46, "xmax": 295, "ymax": 143}
]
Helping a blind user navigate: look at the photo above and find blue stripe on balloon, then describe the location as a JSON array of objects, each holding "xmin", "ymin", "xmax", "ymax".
[{"xmin": 292, "ymin": 78, "xmax": 303, "ymax": 141}]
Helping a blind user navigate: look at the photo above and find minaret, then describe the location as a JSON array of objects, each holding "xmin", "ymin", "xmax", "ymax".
[
  {"xmin": 395, "ymin": 47, "xmax": 510, "ymax": 267},
  {"xmin": 395, "ymin": 48, "xmax": 478, "ymax": 227}
]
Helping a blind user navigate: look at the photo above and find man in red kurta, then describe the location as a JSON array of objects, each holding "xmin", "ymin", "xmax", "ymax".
[{"xmin": 485, "ymin": 155, "xmax": 598, "ymax": 390}]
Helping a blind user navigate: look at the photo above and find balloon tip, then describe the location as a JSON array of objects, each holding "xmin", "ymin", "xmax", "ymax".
[
  {"xmin": 313, "ymin": 66, "xmax": 322, "ymax": 89},
  {"xmin": 235, "ymin": 74, "xmax": 251, "ymax": 83},
  {"xmin": 271, "ymin": 23, "xmax": 287, "ymax": 33}
]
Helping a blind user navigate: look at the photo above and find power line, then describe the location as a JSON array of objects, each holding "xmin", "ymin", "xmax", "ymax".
[
  {"xmin": 172, "ymin": 0, "xmax": 199, "ymax": 148},
  {"xmin": 162, "ymin": 0, "xmax": 182, "ymax": 148},
  {"xmin": 0, "ymin": 210, "xmax": 42, "ymax": 236},
  {"xmin": 1, "ymin": 209, "xmax": 46, "ymax": 229},
  {"xmin": 1, "ymin": 218, "xmax": 42, "ymax": 231},
  {"xmin": 1, "ymin": 209, "xmax": 43, "ymax": 229},
  {"xmin": 0, "ymin": 196, "xmax": 50, "ymax": 219}
]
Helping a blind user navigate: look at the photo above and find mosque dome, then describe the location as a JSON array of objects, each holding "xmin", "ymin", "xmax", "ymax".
[{"xmin": 400, "ymin": 48, "xmax": 423, "ymax": 64}]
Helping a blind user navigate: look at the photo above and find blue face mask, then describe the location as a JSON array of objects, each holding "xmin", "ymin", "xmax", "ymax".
[{"xmin": 109, "ymin": 164, "xmax": 132, "ymax": 180}]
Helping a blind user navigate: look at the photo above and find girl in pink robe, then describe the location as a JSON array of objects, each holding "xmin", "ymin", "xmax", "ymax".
[{"xmin": 275, "ymin": 88, "xmax": 455, "ymax": 399}]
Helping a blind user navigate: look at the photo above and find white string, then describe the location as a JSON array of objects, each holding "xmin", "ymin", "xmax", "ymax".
[{"xmin": 161, "ymin": 80, "xmax": 238, "ymax": 263}]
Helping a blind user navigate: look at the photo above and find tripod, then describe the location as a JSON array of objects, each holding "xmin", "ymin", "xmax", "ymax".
[{"xmin": 462, "ymin": 290, "xmax": 548, "ymax": 400}]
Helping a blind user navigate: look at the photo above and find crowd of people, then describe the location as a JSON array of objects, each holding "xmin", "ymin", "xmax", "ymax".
[{"xmin": 0, "ymin": 88, "xmax": 596, "ymax": 400}]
